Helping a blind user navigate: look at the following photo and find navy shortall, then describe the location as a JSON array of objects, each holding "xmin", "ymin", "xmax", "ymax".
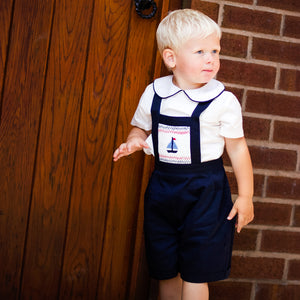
[{"xmin": 144, "ymin": 92, "xmax": 236, "ymax": 283}]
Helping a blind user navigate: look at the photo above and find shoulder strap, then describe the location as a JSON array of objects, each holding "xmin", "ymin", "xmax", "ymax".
[{"xmin": 151, "ymin": 93, "xmax": 162, "ymax": 162}]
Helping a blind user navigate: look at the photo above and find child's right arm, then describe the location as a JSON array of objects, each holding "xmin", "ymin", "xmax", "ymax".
[{"xmin": 113, "ymin": 127, "xmax": 150, "ymax": 162}]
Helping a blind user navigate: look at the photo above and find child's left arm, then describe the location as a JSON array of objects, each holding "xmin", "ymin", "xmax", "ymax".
[{"xmin": 225, "ymin": 137, "xmax": 254, "ymax": 233}]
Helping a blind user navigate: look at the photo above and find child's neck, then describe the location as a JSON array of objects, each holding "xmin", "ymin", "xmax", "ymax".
[{"xmin": 172, "ymin": 75, "xmax": 206, "ymax": 90}]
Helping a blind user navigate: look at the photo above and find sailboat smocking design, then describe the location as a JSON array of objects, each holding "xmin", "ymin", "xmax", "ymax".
[{"xmin": 167, "ymin": 137, "xmax": 178, "ymax": 153}]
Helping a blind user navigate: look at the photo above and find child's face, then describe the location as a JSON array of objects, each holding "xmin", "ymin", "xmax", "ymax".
[{"xmin": 169, "ymin": 33, "xmax": 220, "ymax": 90}]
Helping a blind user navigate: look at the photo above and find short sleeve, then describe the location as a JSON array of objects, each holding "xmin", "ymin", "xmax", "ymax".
[
  {"xmin": 219, "ymin": 92, "xmax": 244, "ymax": 138},
  {"xmin": 130, "ymin": 83, "xmax": 154, "ymax": 131},
  {"xmin": 143, "ymin": 134, "xmax": 154, "ymax": 155}
]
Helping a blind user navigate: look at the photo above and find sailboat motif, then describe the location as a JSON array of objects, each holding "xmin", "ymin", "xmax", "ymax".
[{"xmin": 167, "ymin": 137, "xmax": 178, "ymax": 153}]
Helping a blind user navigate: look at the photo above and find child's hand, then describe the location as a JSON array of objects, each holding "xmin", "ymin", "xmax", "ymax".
[
  {"xmin": 113, "ymin": 138, "xmax": 149, "ymax": 162},
  {"xmin": 227, "ymin": 196, "xmax": 254, "ymax": 233}
]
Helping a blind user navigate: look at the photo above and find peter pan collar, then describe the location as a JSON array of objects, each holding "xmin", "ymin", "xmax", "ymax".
[{"xmin": 153, "ymin": 75, "xmax": 224, "ymax": 102}]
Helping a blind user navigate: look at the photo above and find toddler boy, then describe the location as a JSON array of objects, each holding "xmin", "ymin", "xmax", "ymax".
[{"xmin": 114, "ymin": 9, "xmax": 254, "ymax": 300}]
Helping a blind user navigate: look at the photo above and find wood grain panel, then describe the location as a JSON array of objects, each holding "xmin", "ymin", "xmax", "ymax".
[
  {"xmin": 0, "ymin": 0, "xmax": 55, "ymax": 298},
  {"xmin": 98, "ymin": 1, "xmax": 165, "ymax": 298},
  {"xmin": 0, "ymin": 0, "xmax": 183, "ymax": 298},
  {"xmin": 59, "ymin": 1, "xmax": 132, "ymax": 298},
  {"xmin": 19, "ymin": 1, "xmax": 94, "ymax": 298},
  {"xmin": 0, "ymin": 0, "xmax": 13, "ymax": 105},
  {"xmin": 127, "ymin": 0, "xmax": 173, "ymax": 296}
]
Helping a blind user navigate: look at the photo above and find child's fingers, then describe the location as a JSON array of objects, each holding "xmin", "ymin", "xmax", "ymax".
[
  {"xmin": 227, "ymin": 206, "xmax": 237, "ymax": 221},
  {"xmin": 113, "ymin": 144, "xmax": 128, "ymax": 161},
  {"xmin": 113, "ymin": 149, "xmax": 122, "ymax": 161},
  {"xmin": 237, "ymin": 213, "xmax": 253, "ymax": 233},
  {"xmin": 236, "ymin": 215, "xmax": 244, "ymax": 233},
  {"xmin": 113, "ymin": 140, "xmax": 149, "ymax": 162},
  {"xmin": 113, "ymin": 147, "xmax": 120, "ymax": 159}
]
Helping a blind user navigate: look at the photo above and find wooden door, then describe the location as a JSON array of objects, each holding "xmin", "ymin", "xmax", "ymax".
[{"xmin": 0, "ymin": 0, "xmax": 182, "ymax": 299}]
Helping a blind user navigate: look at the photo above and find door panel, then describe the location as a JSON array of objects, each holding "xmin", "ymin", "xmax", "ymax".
[
  {"xmin": 0, "ymin": 0, "xmax": 182, "ymax": 299},
  {"xmin": 0, "ymin": 1, "xmax": 55, "ymax": 298},
  {"xmin": 20, "ymin": 1, "xmax": 94, "ymax": 298}
]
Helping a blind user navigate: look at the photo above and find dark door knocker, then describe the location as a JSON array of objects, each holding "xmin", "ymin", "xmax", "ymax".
[{"xmin": 135, "ymin": 0, "xmax": 157, "ymax": 19}]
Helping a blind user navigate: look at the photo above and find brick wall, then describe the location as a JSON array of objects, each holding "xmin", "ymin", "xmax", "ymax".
[{"xmin": 190, "ymin": 0, "xmax": 300, "ymax": 299}]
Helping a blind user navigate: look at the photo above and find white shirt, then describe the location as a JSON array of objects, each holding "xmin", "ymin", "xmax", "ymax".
[{"xmin": 131, "ymin": 75, "xmax": 244, "ymax": 162}]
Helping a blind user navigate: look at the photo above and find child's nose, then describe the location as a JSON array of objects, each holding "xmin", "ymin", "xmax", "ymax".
[{"xmin": 203, "ymin": 52, "xmax": 213, "ymax": 62}]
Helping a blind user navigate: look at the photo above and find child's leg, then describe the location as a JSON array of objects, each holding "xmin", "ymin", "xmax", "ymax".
[
  {"xmin": 159, "ymin": 274, "xmax": 182, "ymax": 300},
  {"xmin": 182, "ymin": 281, "xmax": 209, "ymax": 300}
]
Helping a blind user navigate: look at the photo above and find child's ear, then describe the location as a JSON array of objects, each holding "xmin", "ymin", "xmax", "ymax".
[{"xmin": 162, "ymin": 48, "xmax": 176, "ymax": 69}]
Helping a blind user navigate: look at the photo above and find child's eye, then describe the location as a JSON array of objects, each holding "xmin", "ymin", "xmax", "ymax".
[
  {"xmin": 197, "ymin": 50, "xmax": 204, "ymax": 54},
  {"xmin": 212, "ymin": 49, "xmax": 219, "ymax": 54}
]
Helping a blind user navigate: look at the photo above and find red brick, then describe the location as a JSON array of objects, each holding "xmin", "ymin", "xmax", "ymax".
[
  {"xmin": 257, "ymin": 0, "xmax": 300, "ymax": 12},
  {"xmin": 252, "ymin": 202, "xmax": 292, "ymax": 226},
  {"xmin": 252, "ymin": 38, "xmax": 300, "ymax": 66},
  {"xmin": 249, "ymin": 146, "xmax": 297, "ymax": 171},
  {"xmin": 261, "ymin": 230, "xmax": 300, "ymax": 254},
  {"xmin": 222, "ymin": 6, "xmax": 281, "ymax": 35},
  {"xmin": 226, "ymin": 170, "xmax": 264, "ymax": 197},
  {"xmin": 273, "ymin": 121, "xmax": 300, "ymax": 145},
  {"xmin": 293, "ymin": 205, "xmax": 300, "ymax": 227},
  {"xmin": 221, "ymin": 33, "xmax": 248, "ymax": 58},
  {"xmin": 266, "ymin": 176, "xmax": 300, "ymax": 200},
  {"xmin": 288, "ymin": 260, "xmax": 300, "ymax": 280},
  {"xmin": 223, "ymin": 152, "xmax": 230, "ymax": 166},
  {"xmin": 231, "ymin": 256, "xmax": 284, "ymax": 279},
  {"xmin": 253, "ymin": 174, "xmax": 265, "ymax": 197},
  {"xmin": 256, "ymin": 283, "xmax": 300, "ymax": 300},
  {"xmin": 218, "ymin": 60, "xmax": 276, "ymax": 88},
  {"xmin": 284, "ymin": 16, "xmax": 300, "ymax": 39},
  {"xmin": 279, "ymin": 68, "xmax": 300, "ymax": 92},
  {"xmin": 209, "ymin": 281, "xmax": 252, "ymax": 300},
  {"xmin": 225, "ymin": 86, "xmax": 244, "ymax": 102},
  {"xmin": 226, "ymin": 170, "xmax": 237, "ymax": 192},
  {"xmin": 191, "ymin": 1, "xmax": 219, "ymax": 22},
  {"xmin": 226, "ymin": 0, "xmax": 252, "ymax": 3},
  {"xmin": 246, "ymin": 91, "xmax": 300, "ymax": 118},
  {"xmin": 243, "ymin": 116, "xmax": 270, "ymax": 140},
  {"xmin": 233, "ymin": 228, "xmax": 258, "ymax": 251}
]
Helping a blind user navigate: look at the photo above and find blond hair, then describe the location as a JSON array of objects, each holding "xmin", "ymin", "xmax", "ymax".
[{"xmin": 156, "ymin": 9, "xmax": 221, "ymax": 54}]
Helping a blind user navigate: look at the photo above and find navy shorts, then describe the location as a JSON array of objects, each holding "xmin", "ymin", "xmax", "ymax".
[{"xmin": 144, "ymin": 158, "xmax": 235, "ymax": 283}]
